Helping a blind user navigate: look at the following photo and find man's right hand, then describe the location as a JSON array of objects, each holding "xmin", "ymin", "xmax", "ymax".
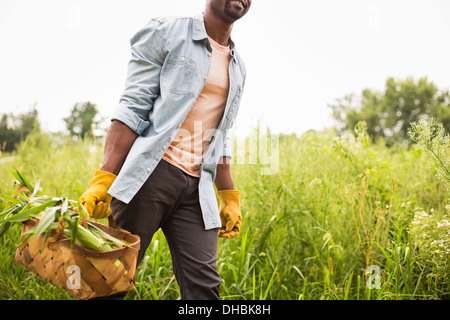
[{"xmin": 79, "ymin": 170, "xmax": 117, "ymax": 219}]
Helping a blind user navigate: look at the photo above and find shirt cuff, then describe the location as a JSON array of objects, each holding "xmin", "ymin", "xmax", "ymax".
[
  {"xmin": 221, "ymin": 135, "xmax": 233, "ymax": 159},
  {"xmin": 111, "ymin": 104, "xmax": 151, "ymax": 136}
]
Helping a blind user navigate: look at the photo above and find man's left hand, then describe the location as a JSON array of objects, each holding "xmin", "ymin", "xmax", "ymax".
[{"xmin": 218, "ymin": 190, "xmax": 242, "ymax": 239}]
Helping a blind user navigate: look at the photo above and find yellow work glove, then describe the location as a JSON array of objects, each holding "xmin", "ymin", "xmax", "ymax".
[
  {"xmin": 218, "ymin": 190, "xmax": 242, "ymax": 239},
  {"xmin": 79, "ymin": 170, "xmax": 117, "ymax": 219}
]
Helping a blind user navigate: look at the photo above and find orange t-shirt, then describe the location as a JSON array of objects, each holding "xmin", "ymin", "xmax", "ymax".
[{"xmin": 162, "ymin": 36, "xmax": 231, "ymax": 177}]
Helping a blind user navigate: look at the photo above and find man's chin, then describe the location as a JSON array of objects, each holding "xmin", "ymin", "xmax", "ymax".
[{"xmin": 224, "ymin": 9, "xmax": 246, "ymax": 22}]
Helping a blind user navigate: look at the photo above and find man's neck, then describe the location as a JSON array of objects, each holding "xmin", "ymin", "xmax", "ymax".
[{"xmin": 203, "ymin": 9, "xmax": 233, "ymax": 47}]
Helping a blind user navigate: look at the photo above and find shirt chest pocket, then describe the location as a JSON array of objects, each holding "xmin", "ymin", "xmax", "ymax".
[{"xmin": 160, "ymin": 55, "xmax": 196, "ymax": 95}]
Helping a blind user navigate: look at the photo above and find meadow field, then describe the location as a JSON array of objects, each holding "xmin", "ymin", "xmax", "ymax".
[{"xmin": 0, "ymin": 124, "xmax": 448, "ymax": 300}]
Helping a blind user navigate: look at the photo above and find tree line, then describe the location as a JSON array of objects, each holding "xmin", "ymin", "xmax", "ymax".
[
  {"xmin": 0, "ymin": 102, "xmax": 101, "ymax": 152},
  {"xmin": 329, "ymin": 76, "xmax": 450, "ymax": 145},
  {"xmin": 1, "ymin": 76, "xmax": 449, "ymax": 153}
]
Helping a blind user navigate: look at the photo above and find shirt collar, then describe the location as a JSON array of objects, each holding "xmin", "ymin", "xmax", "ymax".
[
  {"xmin": 192, "ymin": 12, "xmax": 208, "ymax": 42},
  {"xmin": 192, "ymin": 12, "xmax": 237, "ymax": 60}
]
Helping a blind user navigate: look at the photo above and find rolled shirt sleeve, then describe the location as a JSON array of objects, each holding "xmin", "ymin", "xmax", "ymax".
[{"xmin": 111, "ymin": 19, "xmax": 167, "ymax": 135}]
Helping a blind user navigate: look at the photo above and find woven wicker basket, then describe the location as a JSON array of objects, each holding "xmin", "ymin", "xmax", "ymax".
[{"xmin": 14, "ymin": 217, "xmax": 140, "ymax": 300}]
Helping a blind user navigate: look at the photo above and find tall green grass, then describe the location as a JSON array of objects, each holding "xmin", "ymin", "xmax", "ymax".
[{"xmin": 0, "ymin": 125, "xmax": 448, "ymax": 300}]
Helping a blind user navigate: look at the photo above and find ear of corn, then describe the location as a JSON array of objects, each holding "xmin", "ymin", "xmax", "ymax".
[
  {"xmin": 64, "ymin": 224, "xmax": 113, "ymax": 252},
  {"xmin": 0, "ymin": 169, "xmax": 128, "ymax": 255},
  {"xmin": 87, "ymin": 222, "xmax": 131, "ymax": 249}
]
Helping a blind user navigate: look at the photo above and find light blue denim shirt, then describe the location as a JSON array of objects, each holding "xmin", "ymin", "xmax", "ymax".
[{"xmin": 107, "ymin": 13, "xmax": 246, "ymax": 230}]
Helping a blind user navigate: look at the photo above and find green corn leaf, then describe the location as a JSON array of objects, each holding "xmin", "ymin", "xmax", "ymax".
[
  {"xmin": 7, "ymin": 168, "xmax": 35, "ymax": 194},
  {"xmin": 16, "ymin": 168, "xmax": 44, "ymax": 197},
  {"xmin": 0, "ymin": 194, "xmax": 23, "ymax": 205},
  {"xmin": 21, "ymin": 226, "xmax": 37, "ymax": 244},
  {"xmin": 0, "ymin": 222, "xmax": 11, "ymax": 238},
  {"xmin": 5, "ymin": 188, "xmax": 29, "ymax": 203},
  {"xmin": 60, "ymin": 197, "xmax": 71, "ymax": 223},
  {"xmin": 70, "ymin": 216, "xmax": 79, "ymax": 251},
  {"xmin": 0, "ymin": 205, "xmax": 21, "ymax": 220},
  {"xmin": 32, "ymin": 207, "xmax": 59, "ymax": 240},
  {"xmin": 61, "ymin": 197, "xmax": 69, "ymax": 214},
  {"xmin": 29, "ymin": 196, "xmax": 61, "ymax": 206},
  {"xmin": 5, "ymin": 199, "xmax": 59, "ymax": 223},
  {"xmin": 6, "ymin": 168, "xmax": 24, "ymax": 186},
  {"xmin": 0, "ymin": 206, "xmax": 23, "ymax": 238},
  {"xmin": 30, "ymin": 179, "xmax": 41, "ymax": 198},
  {"xmin": 77, "ymin": 199, "xmax": 89, "ymax": 219}
]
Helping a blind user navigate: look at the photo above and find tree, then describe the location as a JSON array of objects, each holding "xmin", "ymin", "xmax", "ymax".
[
  {"xmin": 329, "ymin": 77, "xmax": 450, "ymax": 145},
  {"xmin": 0, "ymin": 106, "xmax": 40, "ymax": 152},
  {"xmin": 64, "ymin": 101, "xmax": 99, "ymax": 139}
]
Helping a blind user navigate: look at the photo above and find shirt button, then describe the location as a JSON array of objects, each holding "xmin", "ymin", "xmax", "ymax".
[
  {"xmin": 146, "ymin": 168, "xmax": 151, "ymax": 173},
  {"xmin": 180, "ymin": 57, "xmax": 185, "ymax": 62},
  {"xmin": 204, "ymin": 77, "xmax": 208, "ymax": 81},
  {"xmin": 208, "ymin": 53, "xmax": 212, "ymax": 57},
  {"xmin": 162, "ymin": 146, "xmax": 167, "ymax": 151}
]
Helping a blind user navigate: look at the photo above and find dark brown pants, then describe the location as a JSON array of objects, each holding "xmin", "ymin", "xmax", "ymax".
[{"xmin": 104, "ymin": 159, "xmax": 221, "ymax": 300}]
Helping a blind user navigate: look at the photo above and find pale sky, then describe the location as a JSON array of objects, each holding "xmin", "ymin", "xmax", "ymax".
[{"xmin": 1, "ymin": 0, "xmax": 449, "ymax": 138}]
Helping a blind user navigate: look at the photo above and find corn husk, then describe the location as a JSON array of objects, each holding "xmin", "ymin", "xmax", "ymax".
[{"xmin": 0, "ymin": 168, "xmax": 124, "ymax": 252}]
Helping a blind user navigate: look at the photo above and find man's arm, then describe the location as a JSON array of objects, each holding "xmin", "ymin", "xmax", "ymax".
[
  {"xmin": 214, "ymin": 157, "xmax": 234, "ymax": 191},
  {"xmin": 100, "ymin": 120, "xmax": 138, "ymax": 175},
  {"xmin": 79, "ymin": 120, "xmax": 136, "ymax": 219},
  {"xmin": 80, "ymin": 20, "xmax": 165, "ymax": 219}
]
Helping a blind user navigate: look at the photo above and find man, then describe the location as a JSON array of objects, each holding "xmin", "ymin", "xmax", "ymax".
[{"xmin": 80, "ymin": 0, "xmax": 251, "ymax": 300}]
